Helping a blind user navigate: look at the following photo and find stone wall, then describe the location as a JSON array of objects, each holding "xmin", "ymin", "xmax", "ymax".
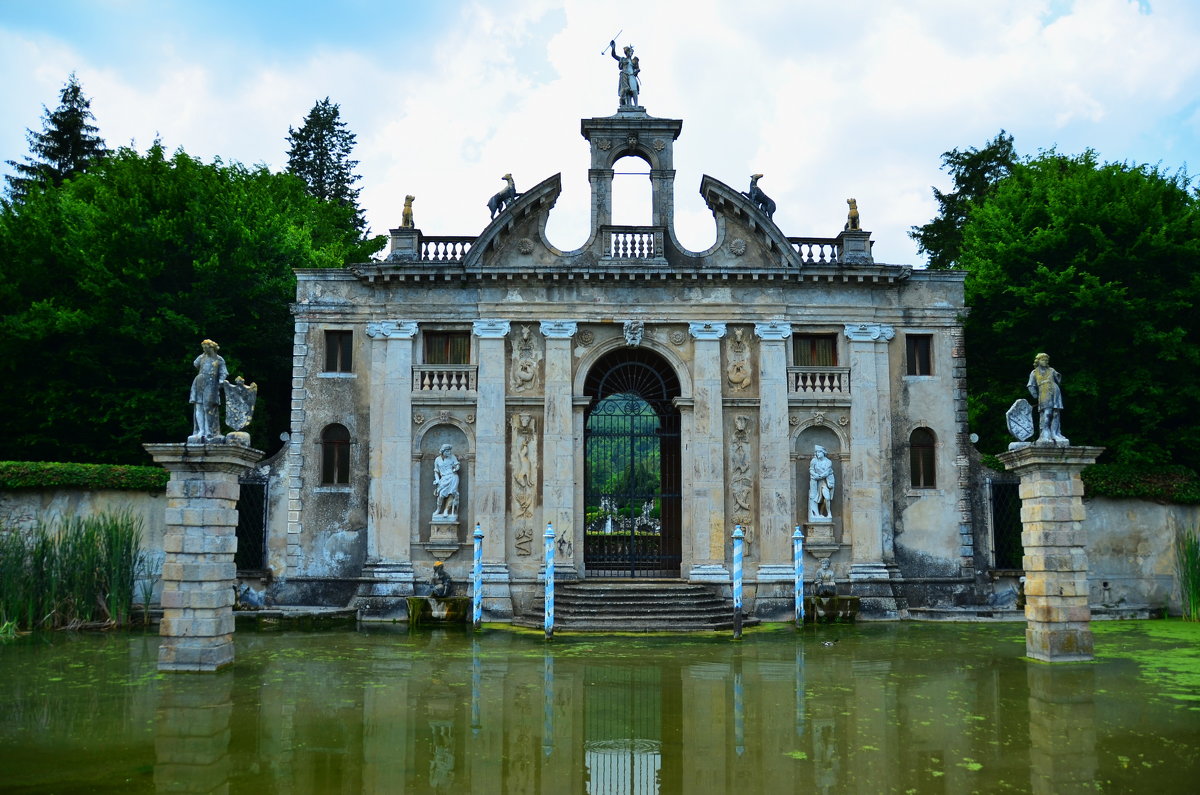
[
  {"xmin": 1084, "ymin": 497, "xmax": 1191, "ymax": 614},
  {"xmin": 0, "ymin": 487, "xmax": 166, "ymax": 555}
]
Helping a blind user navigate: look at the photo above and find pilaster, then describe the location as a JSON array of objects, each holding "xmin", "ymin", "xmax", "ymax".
[
  {"xmin": 144, "ymin": 442, "xmax": 264, "ymax": 672},
  {"xmin": 997, "ymin": 445, "xmax": 1104, "ymax": 662},
  {"xmin": 754, "ymin": 322, "xmax": 794, "ymax": 579},
  {"xmin": 541, "ymin": 320, "xmax": 578, "ymax": 576},
  {"xmin": 474, "ymin": 319, "xmax": 513, "ymax": 615},
  {"xmin": 687, "ymin": 321, "xmax": 729, "ymax": 581},
  {"xmin": 365, "ymin": 320, "xmax": 418, "ymax": 564},
  {"xmin": 843, "ymin": 323, "xmax": 899, "ymax": 614}
]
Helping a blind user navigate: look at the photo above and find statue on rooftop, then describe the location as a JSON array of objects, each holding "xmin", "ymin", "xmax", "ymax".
[
  {"xmin": 402, "ymin": 195, "xmax": 415, "ymax": 228},
  {"xmin": 845, "ymin": 198, "xmax": 860, "ymax": 231},
  {"xmin": 488, "ymin": 174, "xmax": 520, "ymax": 220},
  {"xmin": 609, "ymin": 41, "xmax": 641, "ymax": 107},
  {"xmin": 744, "ymin": 174, "xmax": 776, "ymax": 219}
]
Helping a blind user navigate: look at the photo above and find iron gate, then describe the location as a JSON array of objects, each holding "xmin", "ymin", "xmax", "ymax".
[
  {"xmin": 583, "ymin": 350, "xmax": 681, "ymax": 577},
  {"xmin": 235, "ymin": 470, "xmax": 268, "ymax": 572},
  {"xmin": 990, "ymin": 480, "xmax": 1024, "ymax": 570}
]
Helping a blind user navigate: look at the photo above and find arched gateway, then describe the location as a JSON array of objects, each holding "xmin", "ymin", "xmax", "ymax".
[{"xmin": 583, "ymin": 348, "xmax": 681, "ymax": 577}]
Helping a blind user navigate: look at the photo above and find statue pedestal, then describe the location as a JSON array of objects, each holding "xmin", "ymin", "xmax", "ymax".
[
  {"xmin": 143, "ymin": 442, "xmax": 263, "ymax": 672},
  {"xmin": 427, "ymin": 519, "xmax": 461, "ymax": 561},
  {"xmin": 997, "ymin": 444, "xmax": 1104, "ymax": 662}
]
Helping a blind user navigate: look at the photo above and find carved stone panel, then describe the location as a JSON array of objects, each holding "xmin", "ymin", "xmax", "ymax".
[
  {"xmin": 726, "ymin": 326, "xmax": 752, "ymax": 393},
  {"xmin": 509, "ymin": 324, "xmax": 543, "ymax": 393},
  {"xmin": 728, "ymin": 413, "xmax": 756, "ymax": 543},
  {"xmin": 509, "ymin": 413, "xmax": 539, "ymax": 556}
]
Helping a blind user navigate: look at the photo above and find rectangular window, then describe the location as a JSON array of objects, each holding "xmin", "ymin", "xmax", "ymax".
[
  {"xmin": 906, "ymin": 334, "xmax": 933, "ymax": 376},
  {"xmin": 424, "ymin": 332, "xmax": 470, "ymax": 365},
  {"xmin": 794, "ymin": 334, "xmax": 838, "ymax": 367},
  {"xmin": 324, "ymin": 330, "xmax": 353, "ymax": 373}
]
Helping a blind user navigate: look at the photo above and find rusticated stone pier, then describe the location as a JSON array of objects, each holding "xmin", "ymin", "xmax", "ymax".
[
  {"xmin": 997, "ymin": 445, "xmax": 1104, "ymax": 662},
  {"xmin": 144, "ymin": 443, "xmax": 263, "ymax": 672}
]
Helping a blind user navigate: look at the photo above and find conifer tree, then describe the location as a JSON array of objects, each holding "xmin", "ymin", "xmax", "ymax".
[
  {"xmin": 286, "ymin": 97, "xmax": 366, "ymax": 233},
  {"xmin": 5, "ymin": 73, "xmax": 107, "ymax": 201}
]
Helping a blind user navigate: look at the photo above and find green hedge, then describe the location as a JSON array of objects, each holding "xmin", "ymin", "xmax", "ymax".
[
  {"xmin": 982, "ymin": 457, "xmax": 1200, "ymax": 505},
  {"xmin": 0, "ymin": 461, "xmax": 167, "ymax": 491}
]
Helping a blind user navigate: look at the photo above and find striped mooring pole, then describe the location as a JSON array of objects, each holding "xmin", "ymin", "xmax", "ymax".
[
  {"xmin": 472, "ymin": 523, "xmax": 484, "ymax": 630},
  {"xmin": 732, "ymin": 524, "xmax": 745, "ymax": 639},
  {"xmin": 793, "ymin": 525, "xmax": 805, "ymax": 628},
  {"xmin": 544, "ymin": 522, "xmax": 556, "ymax": 640}
]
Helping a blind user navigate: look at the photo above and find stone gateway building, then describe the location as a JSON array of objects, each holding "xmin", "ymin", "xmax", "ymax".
[{"xmin": 261, "ymin": 100, "xmax": 971, "ymax": 620}]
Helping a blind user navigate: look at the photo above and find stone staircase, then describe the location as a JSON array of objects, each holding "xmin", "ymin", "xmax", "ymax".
[{"xmin": 513, "ymin": 580, "xmax": 755, "ymax": 632}]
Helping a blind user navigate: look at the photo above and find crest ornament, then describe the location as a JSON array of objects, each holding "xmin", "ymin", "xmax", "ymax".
[
  {"xmin": 1007, "ymin": 399, "xmax": 1034, "ymax": 443},
  {"xmin": 729, "ymin": 238, "xmax": 747, "ymax": 257},
  {"xmin": 517, "ymin": 237, "xmax": 535, "ymax": 255},
  {"xmin": 670, "ymin": 329, "xmax": 686, "ymax": 346},
  {"xmin": 578, "ymin": 329, "xmax": 595, "ymax": 347}
]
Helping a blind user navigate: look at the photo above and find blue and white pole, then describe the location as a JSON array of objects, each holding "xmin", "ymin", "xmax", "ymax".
[
  {"xmin": 544, "ymin": 522, "xmax": 556, "ymax": 640},
  {"xmin": 793, "ymin": 525, "xmax": 805, "ymax": 628},
  {"xmin": 472, "ymin": 523, "xmax": 484, "ymax": 630},
  {"xmin": 732, "ymin": 524, "xmax": 745, "ymax": 639}
]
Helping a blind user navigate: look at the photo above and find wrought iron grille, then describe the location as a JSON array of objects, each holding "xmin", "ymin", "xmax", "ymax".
[
  {"xmin": 990, "ymin": 480, "xmax": 1024, "ymax": 570},
  {"xmin": 584, "ymin": 350, "xmax": 682, "ymax": 578},
  {"xmin": 235, "ymin": 472, "xmax": 268, "ymax": 572}
]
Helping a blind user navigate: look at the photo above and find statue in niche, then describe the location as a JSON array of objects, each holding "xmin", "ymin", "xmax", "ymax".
[
  {"xmin": 808, "ymin": 445, "xmax": 836, "ymax": 522},
  {"xmin": 510, "ymin": 325, "xmax": 539, "ymax": 392},
  {"xmin": 432, "ymin": 444, "xmax": 461, "ymax": 520},
  {"xmin": 429, "ymin": 561, "xmax": 453, "ymax": 598},
  {"xmin": 845, "ymin": 198, "xmax": 860, "ymax": 231},
  {"xmin": 814, "ymin": 557, "xmax": 838, "ymax": 597},
  {"xmin": 1027, "ymin": 352, "xmax": 1068, "ymax": 444},
  {"xmin": 623, "ymin": 319, "xmax": 644, "ymax": 347},
  {"xmin": 189, "ymin": 339, "xmax": 228, "ymax": 443},
  {"xmin": 726, "ymin": 327, "xmax": 751, "ymax": 391},
  {"xmin": 609, "ymin": 41, "xmax": 640, "ymax": 107}
]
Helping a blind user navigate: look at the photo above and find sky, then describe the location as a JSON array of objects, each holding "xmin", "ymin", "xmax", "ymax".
[{"xmin": 2, "ymin": 0, "xmax": 1199, "ymax": 265}]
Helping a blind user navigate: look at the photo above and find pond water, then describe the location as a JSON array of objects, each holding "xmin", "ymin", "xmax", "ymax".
[{"xmin": 1, "ymin": 621, "xmax": 1198, "ymax": 794}]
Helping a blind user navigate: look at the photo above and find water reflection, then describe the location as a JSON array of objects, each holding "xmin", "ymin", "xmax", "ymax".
[{"xmin": 1, "ymin": 623, "xmax": 1198, "ymax": 793}]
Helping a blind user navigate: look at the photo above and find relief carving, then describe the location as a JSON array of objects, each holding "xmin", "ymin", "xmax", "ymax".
[
  {"xmin": 729, "ymin": 414, "xmax": 754, "ymax": 536},
  {"xmin": 514, "ymin": 526, "xmax": 534, "ymax": 557},
  {"xmin": 726, "ymin": 327, "xmax": 752, "ymax": 392},
  {"xmin": 510, "ymin": 413, "xmax": 538, "ymax": 520},
  {"xmin": 510, "ymin": 324, "xmax": 542, "ymax": 392}
]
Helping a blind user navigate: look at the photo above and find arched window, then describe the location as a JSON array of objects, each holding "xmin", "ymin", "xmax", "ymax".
[
  {"xmin": 321, "ymin": 424, "xmax": 351, "ymax": 485},
  {"xmin": 611, "ymin": 154, "xmax": 652, "ymax": 226},
  {"xmin": 910, "ymin": 428, "xmax": 936, "ymax": 489}
]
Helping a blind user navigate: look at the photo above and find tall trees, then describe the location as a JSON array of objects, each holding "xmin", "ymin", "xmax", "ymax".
[
  {"xmin": 0, "ymin": 144, "xmax": 383, "ymax": 464},
  {"xmin": 910, "ymin": 131, "xmax": 1016, "ymax": 270},
  {"xmin": 286, "ymin": 98, "xmax": 366, "ymax": 233},
  {"xmin": 5, "ymin": 73, "xmax": 107, "ymax": 202},
  {"xmin": 950, "ymin": 150, "xmax": 1200, "ymax": 467}
]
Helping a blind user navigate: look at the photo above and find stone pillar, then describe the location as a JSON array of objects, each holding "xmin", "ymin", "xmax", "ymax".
[
  {"xmin": 688, "ymin": 322, "xmax": 729, "ymax": 581},
  {"xmin": 753, "ymin": 322, "xmax": 794, "ymax": 586},
  {"xmin": 144, "ymin": 442, "xmax": 263, "ymax": 672},
  {"xmin": 588, "ymin": 168, "xmax": 613, "ymax": 230},
  {"xmin": 540, "ymin": 320, "xmax": 578, "ymax": 577},
  {"xmin": 997, "ymin": 445, "xmax": 1104, "ymax": 662},
  {"xmin": 474, "ymin": 319, "xmax": 514, "ymax": 615},
  {"xmin": 842, "ymin": 323, "xmax": 898, "ymax": 613},
  {"xmin": 356, "ymin": 321, "xmax": 417, "ymax": 618}
]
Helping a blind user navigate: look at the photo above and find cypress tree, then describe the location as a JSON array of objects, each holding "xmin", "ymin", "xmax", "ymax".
[
  {"xmin": 5, "ymin": 73, "xmax": 107, "ymax": 202},
  {"xmin": 286, "ymin": 97, "xmax": 366, "ymax": 233}
]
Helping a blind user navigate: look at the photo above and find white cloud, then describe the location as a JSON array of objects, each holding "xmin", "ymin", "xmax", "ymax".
[{"xmin": 3, "ymin": 0, "xmax": 1199, "ymax": 265}]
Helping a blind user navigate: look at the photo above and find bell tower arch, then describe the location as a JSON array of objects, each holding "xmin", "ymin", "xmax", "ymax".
[{"xmin": 580, "ymin": 112, "xmax": 683, "ymax": 234}]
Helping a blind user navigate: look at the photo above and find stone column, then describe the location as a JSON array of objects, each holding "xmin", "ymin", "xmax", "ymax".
[
  {"xmin": 997, "ymin": 445, "xmax": 1104, "ymax": 662},
  {"xmin": 588, "ymin": 168, "xmax": 613, "ymax": 230},
  {"xmin": 688, "ymin": 322, "xmax": 729, "ymax": 581},
  {"xmin": 355, "ymin": 321, "xmax": 417, "ymax": 619},
  {"xmin": 143, "ymin": 442, "xmax": 263, "ymax": 672},
  {"xmin": 474, "ymin": 319, "xmax": 514, "ymax": 615},
  {"xmin": 753, "ymin": 322, "xmax": 794, "ymax": 587},
  {"xmin": 842, "ymin": 323, "xmax": 897, "ymax": 613},
  {"xmin": 540, "ymin": 320, "xmax": 578, "ymax": 577}
]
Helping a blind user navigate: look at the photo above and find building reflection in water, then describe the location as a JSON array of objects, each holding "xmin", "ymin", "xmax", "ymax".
[{"xmin": 154, "ymin": 672, "xmax": 233, "ymax": 794}]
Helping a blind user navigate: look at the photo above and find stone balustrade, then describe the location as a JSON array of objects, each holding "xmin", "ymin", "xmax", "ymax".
[
  {"xmin": 420, "ymin": 236, "xmax": 473, "ymax": 262},
  {"xmin": 602, "ymin": 225, "xmax": 664, "ymax": 259},
  {"xmin": 412, "ymin": 365, "xmax": 477, "ymax": 392},
  {"xmin": 788, "ymin": 366, "xmax": 850, "ymax": 395},
  {"xmin": 788, "ymin": 237, "xmax": 841, "ymax": 264}
]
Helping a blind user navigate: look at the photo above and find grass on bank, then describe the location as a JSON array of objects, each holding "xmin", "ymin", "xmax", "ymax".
[
  {"xmin": 1176, "ymin": 526, "xmax": 1200, "ymax": 622},
  {"xmin": 0, "ymin": 512, "xmax": 144, "ymax": 630}
]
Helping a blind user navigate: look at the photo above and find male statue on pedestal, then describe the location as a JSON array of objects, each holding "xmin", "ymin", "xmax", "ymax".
[
  {"xmin": 808, "ymin": 445, "xmax": 836, "ymax": 522},
  {"xmin": 432, "ymin": 444, "xmax": 461, "ymax": 520},
  {"xmin": 1027, "ymin": 352, "xmax": 1068, "ymax": 445}
]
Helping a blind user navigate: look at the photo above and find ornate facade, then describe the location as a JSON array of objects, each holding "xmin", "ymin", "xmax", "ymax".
[{"xmin": 264, "ymin": 104, "xmax": 971, "ymax": 619}]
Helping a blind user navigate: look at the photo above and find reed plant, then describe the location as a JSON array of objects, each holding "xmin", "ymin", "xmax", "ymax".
[
  {"xmin": 0, "ymin": 512, "xmax": 143, "ymax": 630},
  {"xmin": 1176, "ymin": 526, "xmax": 1200, "ymax": 621}
]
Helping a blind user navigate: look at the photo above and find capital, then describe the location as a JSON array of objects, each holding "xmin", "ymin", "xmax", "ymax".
[
  {"xmin": 540, "ymin": 320, "xmax": 578, "ymax": 339},
  {"xmin": 366, "ymin": 320, "xmax": 418, "ymax": 340},
  {"xmin": 688, "ymin": 321, "xmax": 727, "ymax": 341},
  {"xmin": 843, "ymin": 323, "xmax": 895, "ymax": 343},
  {"xmin": 754, "ymin": 321, "xmax": 792, "ymax": 341},
  {"xmin": 472, "ymin": 319, "xmax": 511, "ymax": 338}
]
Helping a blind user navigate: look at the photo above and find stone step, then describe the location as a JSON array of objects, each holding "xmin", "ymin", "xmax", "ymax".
[{"xmin": 521, "ymin": 580, "xmax": 747, "ymax": 631}]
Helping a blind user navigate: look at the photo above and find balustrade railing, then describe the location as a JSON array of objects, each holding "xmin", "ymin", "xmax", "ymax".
[
  {"xmin": 412, "ymin": 365, "xmax": 477, "ymax": 392},
  {"xmin": 602, "ymin": 226, "xmax": 664, "ymax": 259},
  {"xmin": 419, "ymin": 236, "xmax": 474, "ymax": 262},
  {"xmin": 788, "ymin": 237, "xmax": 841, "ymax": 264},
  {"xmin": 788, "ymin": 366, "xmax": 850, "ymax": 395}
]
